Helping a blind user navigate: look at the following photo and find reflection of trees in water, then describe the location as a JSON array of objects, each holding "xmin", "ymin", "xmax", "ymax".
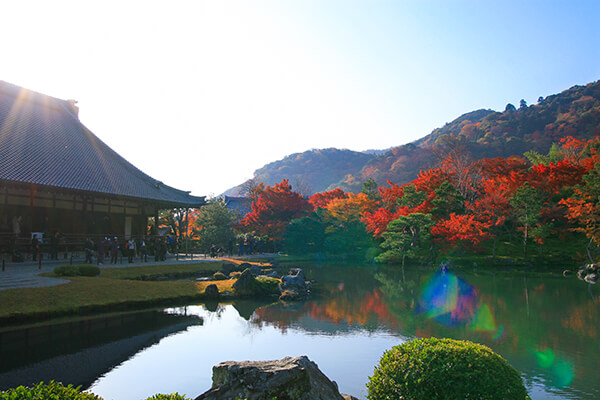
[
  {"xmin": 249, "ymin": 265, "xmax": 404, "ymax": 334},
  {"xmin": 244, "ymin": 263, "xmax": 600, "ymax": 397},
  {"xmin": 376, "ymin": 267, "xmax": 600, "ymax": 397}
]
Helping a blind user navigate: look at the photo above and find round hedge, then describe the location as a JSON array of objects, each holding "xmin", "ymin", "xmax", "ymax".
[
  {"xmin": 54, "ymin": 264, "xmax": 100, "ymax": 277},
  {"xmin": 0, "ymin": 381, "xmax": 102, "ymax": 400},
  {"xmin": 367, "ymin": 338, "xmax": 528, "ymax": 400}
]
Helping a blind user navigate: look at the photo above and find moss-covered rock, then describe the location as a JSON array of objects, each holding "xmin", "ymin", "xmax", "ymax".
[
  {"xmin": 212, "ymin": 272, "xmax": 228, "ymax": 280},
  {"xmin": 233, "ymin": 269, "xmax": 279, "ymax": 297}
]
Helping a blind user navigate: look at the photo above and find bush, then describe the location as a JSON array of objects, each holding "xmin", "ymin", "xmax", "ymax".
[
  {"xmin": 256, "ymin": 276, "xmax": 280, "ymax": 295},
  {"xmin": 0, "ymin": 381, "xmax": 102, "ymax": 399},
  {"xmin": 54, "ymin": 265, "xmax": 79, "ymax": 276},
  {"xmin": 367, "ymin": 338, "xmax": 528, "ymax": 400},
  {"xmin": 54, "ymin": 264, "xmax": 100, "ymax": 277},
  {"xmin": 145, "ymin": 394, "xmax": 190, "ymax": 400},
  {"xmin": 78, "ymin": 264, "xmax": 101, "ymax": 276},
  {"xmin": 212, "ymin": 272, "xmax": 228, "ymax": 280}
]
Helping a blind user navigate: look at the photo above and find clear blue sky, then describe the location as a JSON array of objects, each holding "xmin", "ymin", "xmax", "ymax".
[{"xmin": 2, "ymin": 1, "xmax": 599, "ymax": 195}]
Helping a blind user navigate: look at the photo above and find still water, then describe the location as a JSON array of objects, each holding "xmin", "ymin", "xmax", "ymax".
[{"xmin": 0, "ymin": 263, "xmax": 598, "ymax": 399}]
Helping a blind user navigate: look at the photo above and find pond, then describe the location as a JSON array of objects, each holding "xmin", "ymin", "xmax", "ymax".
[{"xmin": 0, "ymin": 263, "xmax": 598, "ymax": 399}]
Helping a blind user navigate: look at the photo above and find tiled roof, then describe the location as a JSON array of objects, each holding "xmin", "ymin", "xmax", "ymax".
[
  {"xmin": 223, "ymin": 195, "xmax": 253, "ymax": 216},
  {"xmin": 0, "ymin": 81, "xmax": 204, "ymax": 207}
]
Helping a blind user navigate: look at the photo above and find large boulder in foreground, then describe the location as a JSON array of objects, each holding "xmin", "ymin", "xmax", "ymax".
[{"xmin": 195, "ymin": 356, "xmax": 345, "ymax": 400}]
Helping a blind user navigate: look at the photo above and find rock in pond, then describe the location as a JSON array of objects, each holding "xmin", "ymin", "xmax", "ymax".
[
  {"xmin": 195, "ymin": 355, "xmax": 345, "ymax": 400},
  {"xmin": 232, "ymin": 269, "xmax": 259, "ymax": 296},
  {"xmin": 204, "ymin": 283, "xmax": 219, "ymax": 298},
  {"xmin": 222, "ymin": 262, "xmax": 244, "ymax": 275},
  {"xmin": 279, "ymin": 268, "xmax": 311, "ymax": 301}
]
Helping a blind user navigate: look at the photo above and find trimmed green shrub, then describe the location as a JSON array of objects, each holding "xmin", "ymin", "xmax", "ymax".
[
  {"xmin": 54, "ymin": 264, "xmax": 100, "ymax": 277},
  {"xmin": 256, "ymin": 276, "xmax": 280, "ymax": 295},
  {"xmin": 212, "ymin": 272, "xmax": 228, "ymax": 280},
  {"xmin": 145, "ymin": 394, "xmax": 190, "ymax": 400},
  {"xmin": 54, "ymin": 265, "xmax": 80, "ymax": 276},
  {"xmin": 0, "ymin": 381, "xmax": 102, "ymax": 399},
  {"xmin": 78, "ymin": 264, "xmax": 101, "ymax": 276},
  {"xmin": 367, "ymin": 338, "xmax": 528, "ymax": 400}
]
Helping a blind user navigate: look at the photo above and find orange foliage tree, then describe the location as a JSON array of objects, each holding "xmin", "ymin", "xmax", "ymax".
[
  {"xmin": 308, "ymin": 188, "xmax": 347, "ymax": 210},
  {"xmin": 240, "ymin": 179, "xmax": 311, "ymax": 240}
]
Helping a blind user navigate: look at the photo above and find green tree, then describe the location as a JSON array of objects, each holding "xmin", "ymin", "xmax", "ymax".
[
  {"xmin": 397, "ymin": 184, "xmax": 427, "ymax": 208},
  {"xmin": 519, "ymin": 99, "xmax": 527, "ymax": 109},
  {"xmin": 195, "ymin": 197, "xmax": 238, "ymax": 252},
  {"xmin": 431, "ymin": 181, "xmax": 465, "ymax": 220},
  {"xmin": 509, "ymin": 182, "xmax": 543, "ymax": 256},
  {"xmin": 524, "ymin": 143, "xmax": 562, "ymax": 165},
  {"xmin": 376, "ymin": 213, "xmax": 434, "ymax": 265},
  {"xmin": 283, "ymin": 216, "xmax": 326, "ymax": 255},
  {"xmin": 324, "ymin": 219, "xmax": 375, "ymax": 257},
  {"xmin": 361, "ymin": 178, "xmax": 381, "ymax": 201}
]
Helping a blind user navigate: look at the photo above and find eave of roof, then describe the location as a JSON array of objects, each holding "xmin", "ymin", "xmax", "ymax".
[{"xmin": 0, "ymin": 81, "xmax": 205, "ymax": 208}]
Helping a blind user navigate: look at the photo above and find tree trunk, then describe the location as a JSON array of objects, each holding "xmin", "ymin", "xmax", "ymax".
[
  {"xmin": 587, "ymin": 235, "xmax": 595, "ymax": 263},
  {"xmin": 523, "ymin": 223, "xmax": 528, "ymax": 257}
]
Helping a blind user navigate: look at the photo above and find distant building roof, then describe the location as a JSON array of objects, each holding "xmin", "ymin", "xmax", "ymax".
[
  {"xmin": 0, "ymin": 81, "xmax": 204, "ymax": 207},
  {"xmin": 223, "ymin": 195, "xmax": 253, "ymax": 217}
]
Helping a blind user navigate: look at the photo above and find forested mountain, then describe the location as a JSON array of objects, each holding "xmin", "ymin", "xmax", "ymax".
[
  {"xmin": 223, "ymin": 148, "xmax": 375, "ymax": 196},
  {"xmin": 225, "ymin": 80, "xmax": 600, "ymax": 195}
]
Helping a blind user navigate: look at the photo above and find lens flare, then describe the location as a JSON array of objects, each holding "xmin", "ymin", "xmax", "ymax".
[
  {"xmin": 534, "ymin": 348, "xmax": 575, "ymax": 387},
  {"xmin": 418, "ymin": 271, "xmax": 477, "ymax": 326},
  {"xmin": 535, "ymin": 348, "xmax": 556, "ymax": 369},
  {"xmin": 470, "ymin": 303, "xmax": 496, "ymax": 332},
  {"xmin": 492, "ymin": 325, "xmax": 505, "ymax": 341}
]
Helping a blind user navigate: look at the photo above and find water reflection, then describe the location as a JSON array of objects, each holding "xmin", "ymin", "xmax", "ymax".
[
  {"xmin": 248, "ymin": 264, "xmax": 598, "ymax": 399},
  {"xmin": 0, "ymin": 310, "xmax": 202, "ymax": 390},
  {"xmin": 0, "ymin": 264, "xmax": 597, "ymax": 400}
]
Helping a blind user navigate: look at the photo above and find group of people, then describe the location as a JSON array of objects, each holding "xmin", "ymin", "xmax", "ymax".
[
  {"xmin": 29, "ymin": 231, "xmax": 63, "ymax": 262},
  {"xmin": 84, "ymin": 236, "xmax": 172, "ymax": 265},
  {"xmin": 237, "ymin": 234, "xmax": 259, "ymax": 256}
]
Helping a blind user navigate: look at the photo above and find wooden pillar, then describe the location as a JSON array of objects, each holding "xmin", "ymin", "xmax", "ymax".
[
  {"xmin": 184, "ymin": 208, "xmax": 189, "ymax": 257},
  {"xmin": 29, "ymin": 184, "xmax": 36, "ymax": 233}
]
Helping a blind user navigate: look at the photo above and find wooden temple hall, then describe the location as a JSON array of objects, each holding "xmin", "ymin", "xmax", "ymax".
[{"xmin": 0, "ymin": 80, "xmax": 205, "ymax": 258}]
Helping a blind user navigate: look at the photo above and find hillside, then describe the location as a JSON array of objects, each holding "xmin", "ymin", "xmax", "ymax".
[
  {"xmin": 225, "ymin": 80, "xmax": 600, "ymax": 195},
  {"xmin": 223, "ymin": 148, "xmax": 375, "ymax": 196}
]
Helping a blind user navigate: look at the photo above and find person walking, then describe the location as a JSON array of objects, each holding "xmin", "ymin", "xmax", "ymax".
[
  {"xmin": 31, "ymin": 234, "xmax": 40, "ymax": 261},
  {"xmin": 140, "ymin": 239, "xmax": 148, "ymax": 262},
  {"xmin": 128, "ymin": 238, "xmax": 136, "ymax": 263},
  {"xmin": 111, "ymin": 237, "xmax": 119, "ymax": 264},
  {"xmin": 84, "ymin": 237, "xmax": 94, "ymax": 264}
]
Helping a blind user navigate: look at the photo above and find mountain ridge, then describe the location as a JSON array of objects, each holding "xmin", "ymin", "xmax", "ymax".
[{"xmin": 224, "ymin": 80, "xmax": 600, "ymax": 196}]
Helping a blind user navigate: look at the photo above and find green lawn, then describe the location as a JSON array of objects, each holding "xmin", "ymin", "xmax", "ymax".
[
  {"xmin": 98, "ymin": 262, "xmax": 222, "ymax": 279},
  {"xmin": 0, "ymin": 264, "xmax": 234, "ymax": 323}
]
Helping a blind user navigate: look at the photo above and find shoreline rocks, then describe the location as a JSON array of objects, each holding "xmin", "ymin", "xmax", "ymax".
[
  {"xmin": 279, "ymin": 268, "xmax": 311, "ymax": 301},
  {"xmin": 195, "ymin": 356, "xmax": 346, "ymax": 400}
]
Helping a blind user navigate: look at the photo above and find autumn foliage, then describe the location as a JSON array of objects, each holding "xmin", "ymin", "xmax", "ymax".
[
  {"xmin": 237, "ymin": 136, "xmax": 600, "ymax": 263},
  {"xmin": 240, "ymin": 179, "xmax": 310, "ymax": 240}
]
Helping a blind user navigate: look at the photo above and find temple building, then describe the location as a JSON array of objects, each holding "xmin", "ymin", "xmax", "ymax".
[{"xmin": 0, "ymin": 80, "xmax": 204, "ymax": 254}]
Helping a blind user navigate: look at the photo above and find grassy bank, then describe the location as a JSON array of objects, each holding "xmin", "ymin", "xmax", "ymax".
[
  {"xmin": 0, "ymin": 263, "xmax": 234, "ymax": 324},
  {"xmin": 98, "ymin": 262, "xmax": 222, "ymax": 279}
]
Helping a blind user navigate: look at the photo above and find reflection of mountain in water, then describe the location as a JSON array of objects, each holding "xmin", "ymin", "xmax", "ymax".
[{"xmin": 0, "ymin": 310, "xmax": 202, "ymax": 390}]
